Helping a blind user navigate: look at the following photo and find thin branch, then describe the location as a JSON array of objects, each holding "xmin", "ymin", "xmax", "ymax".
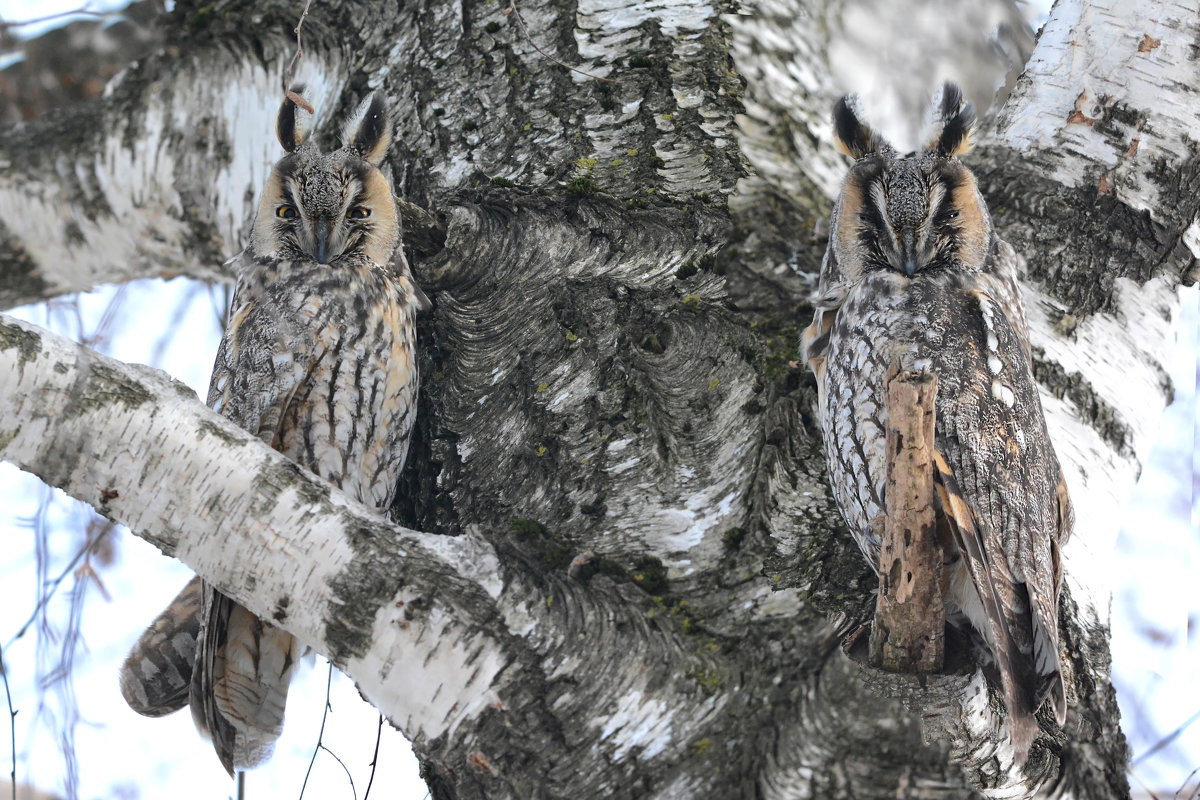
[
  {"xmin": 148, "ymin": 283, "xmax": 208, "ymax": 370},
  {"xmin": 504, "ymin": 2, "xmax": 610, "ymax": 83},
  {"xmin": 1125, "ymin": 764, "xmax": 1161, "ymax": 800},
  {"xmin": 0, "ymin": 5, "xmax": 105, "ymax": 32},
  {"xmin": 283, "ymin": 0, "xmax": 316, "ymax": 93},
  {"xmin": 317, "ymin": 743, "xmax": 357, "ymax": 800},
  {"xmin": 5, "ymin": 525, "xmax": 112, "ymax": 647},
  {"xmin": 1131, "ymin": 707, "xmax": 1200, "ymax": 767},
  {"xmin": 298, "ymin": 663, "xmax": 335, "ymax": 800},
  {"xmin": 1175, "ymin": 766, "xmax": 1200, "ymax": 800},
  {"xmin": 362, "ymin": 714, "xmax": 383, "ymax": 800},
  {"xmin": 1, "ymin": 641, "xmax": 15, "ymax": 800},
  {"xmin": 82, "ymin": 284, "xmax": 128, "ymax": 352}
]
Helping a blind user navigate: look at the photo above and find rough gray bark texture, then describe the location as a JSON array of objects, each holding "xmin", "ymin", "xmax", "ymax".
[{"xmin": 2, "ymin": 0, "xmax": 1196, "ymax": 797}]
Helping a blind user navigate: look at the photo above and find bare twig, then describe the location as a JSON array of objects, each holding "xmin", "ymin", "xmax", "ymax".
[
  {"xmin": 83, "ymin": 284, "xmax": 128, "ymax": 351},
  {"xmin": 298, "ymin": 663, "xmax": 335, "ymax": 800},
  {"xmin": 1124, "ymin": 764, "xmax": 1161, "ymax": 800},
  {"xmin": 283, "ymin": 0, "xmax": 316, "ymax": 93},
  {"xmin": 1174, "ymin": 766, "xmax": 1200, "ymax": 800},
  {"xmin": 504, "ymin": 2, "xmax": 610, "ymax": 83},
  {"xmin": 318, "ymin": 743, "xmax": 357, "ymax": 800},
  {"xmin": 1, "ymin": 641, "xmax": 15, "ymax": 800},
  {"xmin": 149, "ymin": 281, "xmax": 210, "ymax": 371},
  {"xmin": 5, "ymin": 524, "xmax": 112, "ymax": 647},
  {"xmin": 1131, "ymin": 707, "xmax": 1200, "ymax": 767},
  {"xmin": 362, "ymin": 714, "xmax": 384, "ymax": 800},
  {"xmin": 0, "ymin": 5, "xmax": 105, "ymax": 32}
]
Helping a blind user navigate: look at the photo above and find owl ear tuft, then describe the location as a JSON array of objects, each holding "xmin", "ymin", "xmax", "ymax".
[
  {"xmin": 927, "ymin": 82, "xmax": 975, "ymax": 157},
  {"xmin": 832, "ymin": 94, "xmax": 886, "ymax": 160},
  {"xmin": 343, "ymin": 93, "xmax": 393, "ymax": 167},
  {"xmin": 276, "ymin": 86, "xmax": 312, "ymax": 153}
]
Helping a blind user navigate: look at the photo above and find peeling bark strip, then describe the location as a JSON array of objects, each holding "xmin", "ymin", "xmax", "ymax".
[{"xmin": 870, "ymin": 368, "xmax": 943, "ymax": 673}]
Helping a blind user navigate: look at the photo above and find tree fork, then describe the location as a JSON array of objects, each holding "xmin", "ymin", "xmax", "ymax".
[{"xmin": 869, "ymin": 365, "xmax": 944, "ymax": 673}]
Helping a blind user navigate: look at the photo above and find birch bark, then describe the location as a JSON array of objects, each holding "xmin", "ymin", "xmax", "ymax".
[{"xmin": 2, "ymin": 0, "xmax": 1196, "ymax": 796}]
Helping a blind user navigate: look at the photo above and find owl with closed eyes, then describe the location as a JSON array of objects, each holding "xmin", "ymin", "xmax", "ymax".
[
  {"xmin": 119, "ymin": 89, "xmax": 427, "ymax": 774},
  {"xmin": 802, "ymin": 83, "xmax": 1072, "ymax": 761}
]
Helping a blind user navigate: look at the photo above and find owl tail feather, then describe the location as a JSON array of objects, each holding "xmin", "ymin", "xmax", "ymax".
[
  {"xmin": 192, "ymin": 584, "xmax": 299, "ymax": 775},
  {"xmin": 1030, "ymin": 584, "xmax": 1068, "ymax": 727},
  {"xmin": 932, "ymin": 450, "xmax": 1040, "ymax": 764}
]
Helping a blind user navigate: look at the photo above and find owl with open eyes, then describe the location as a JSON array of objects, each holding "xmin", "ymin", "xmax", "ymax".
[
  {"xmin": 118, "ymin": 89, "xmax": 427, "ymax": 774},
  {"xmin": 803, "ymin": 83, "xmax": 1072, "ymax": 760}
]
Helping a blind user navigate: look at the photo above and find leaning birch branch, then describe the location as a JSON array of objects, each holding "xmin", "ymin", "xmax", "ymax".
[
  {"xmin": 0, "ymin": 312, "xmax": 737, "ymax": 796},
  {"xmin": 0, "ymin": 312, "xmax": 510, "ymax": 745}
]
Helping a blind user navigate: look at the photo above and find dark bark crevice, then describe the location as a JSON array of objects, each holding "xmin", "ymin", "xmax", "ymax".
[
  {"xmin": 1029, "ymin": 348, "xmax": 1141, "ymax": 458},
  {"xmin": 974, "ymin": 143, "xmax": 1200, "ymax": 319}
]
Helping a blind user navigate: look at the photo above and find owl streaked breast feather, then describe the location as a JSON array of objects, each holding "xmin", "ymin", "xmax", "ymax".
[
  {"xmin": 120, "ymin": 89, "xmax": 424, "ymax": 774},
  {"xmin": 803, "ymin": 83, "xmax": 1072, "ymax": 762}
]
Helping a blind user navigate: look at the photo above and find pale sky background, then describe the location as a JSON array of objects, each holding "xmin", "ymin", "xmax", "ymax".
[{"xmin": 0, "ymin": 1, "xmax": 1197, "ymax": 799}]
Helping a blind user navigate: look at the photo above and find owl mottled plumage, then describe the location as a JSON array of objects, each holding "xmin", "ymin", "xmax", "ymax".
[
  {"xmin": 803, "ymin": 83, "xmax": 1071, "ymax": 760},
  {"xmin": 120, "ymin": 89, "xmax": 425, "ymax": 774}
]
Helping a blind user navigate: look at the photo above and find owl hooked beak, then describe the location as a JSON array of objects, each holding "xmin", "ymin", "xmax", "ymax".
[
  {"xmin": 314, "ymin": 216, "xmax": 332, "ymax": 264},
  {"xmin": 896, "ymin": 227, "xmax": 920, "ymax": 278}
]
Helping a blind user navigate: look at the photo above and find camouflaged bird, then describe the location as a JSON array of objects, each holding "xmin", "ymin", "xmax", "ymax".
[
  {"xmin": 119, "ymin": 89, "xmax": 427, "ymax": 774},
  {"xmin": 802, "ymin": 83, "xmax": 1072, "ymax": 761}
]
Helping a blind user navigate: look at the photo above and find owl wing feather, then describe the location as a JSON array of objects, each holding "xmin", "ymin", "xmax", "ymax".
[
  {"xmin": 194, "ymin": 259, "xmax": 317, "ymax": 773},
  {"xmin": 930, "ymin": 287, "xmax": 1068, "ymax": 756},
  {"xmin": 207, "ymin": 258, "xmax": 315, "ymax": 444},
  {"xmin": 119, "ymin": 575, "xmax": 204, "ymax": 717},
  {"xmin": 802, "ymin": 245, "xmax": 849, "ymax": 421},
  {"xmin": 931, "ymin": 451, "xmax": 1041, "ymax": 755},
  {"xmin": 983, "ymin": 240, "xmax": 1074, "ymax": 718},
  {"xmin": 801, "ymin": 285, "xmax": 843, "ymax": 407}
]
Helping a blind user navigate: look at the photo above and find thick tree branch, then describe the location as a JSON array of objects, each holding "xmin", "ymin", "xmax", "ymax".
[
  {"xmin": 870, "ymin": 368, "xmax": 943, "ymax": 673},
  {"xmin": 0, "ymin": 313, "xmax": 515, "ymax": 739},
  {"xmin": 0, "ymin": 312, "xmax": 747, "ymax": 798},
  {"xmin": 0, "ymin": 0, "xmax": 745, "ymax": 309}
]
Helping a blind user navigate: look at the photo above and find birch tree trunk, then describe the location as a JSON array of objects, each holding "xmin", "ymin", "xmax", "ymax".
[{"xmin": 2, "ymin": 0, "xmax": 1197, "ymax": 797}]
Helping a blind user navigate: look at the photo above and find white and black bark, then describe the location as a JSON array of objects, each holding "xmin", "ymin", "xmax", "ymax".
[{"xmin": 3, "ymin": 0, "xmax": 1198, "ymax": 797}]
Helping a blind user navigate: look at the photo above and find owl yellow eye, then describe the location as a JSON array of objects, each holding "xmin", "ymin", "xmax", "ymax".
[
  {"xmin": 276, "ymin": 205, "xmax": 298, "ymax": 219},
  {"xmin": 348, "ymin": 206, "xmax": 371, "ymax": 219}
]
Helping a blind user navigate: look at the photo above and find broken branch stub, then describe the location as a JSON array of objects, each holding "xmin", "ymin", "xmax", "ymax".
[{"xmin": 869, "ymin": 366, "xmax": 944, "ymax": 673}]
